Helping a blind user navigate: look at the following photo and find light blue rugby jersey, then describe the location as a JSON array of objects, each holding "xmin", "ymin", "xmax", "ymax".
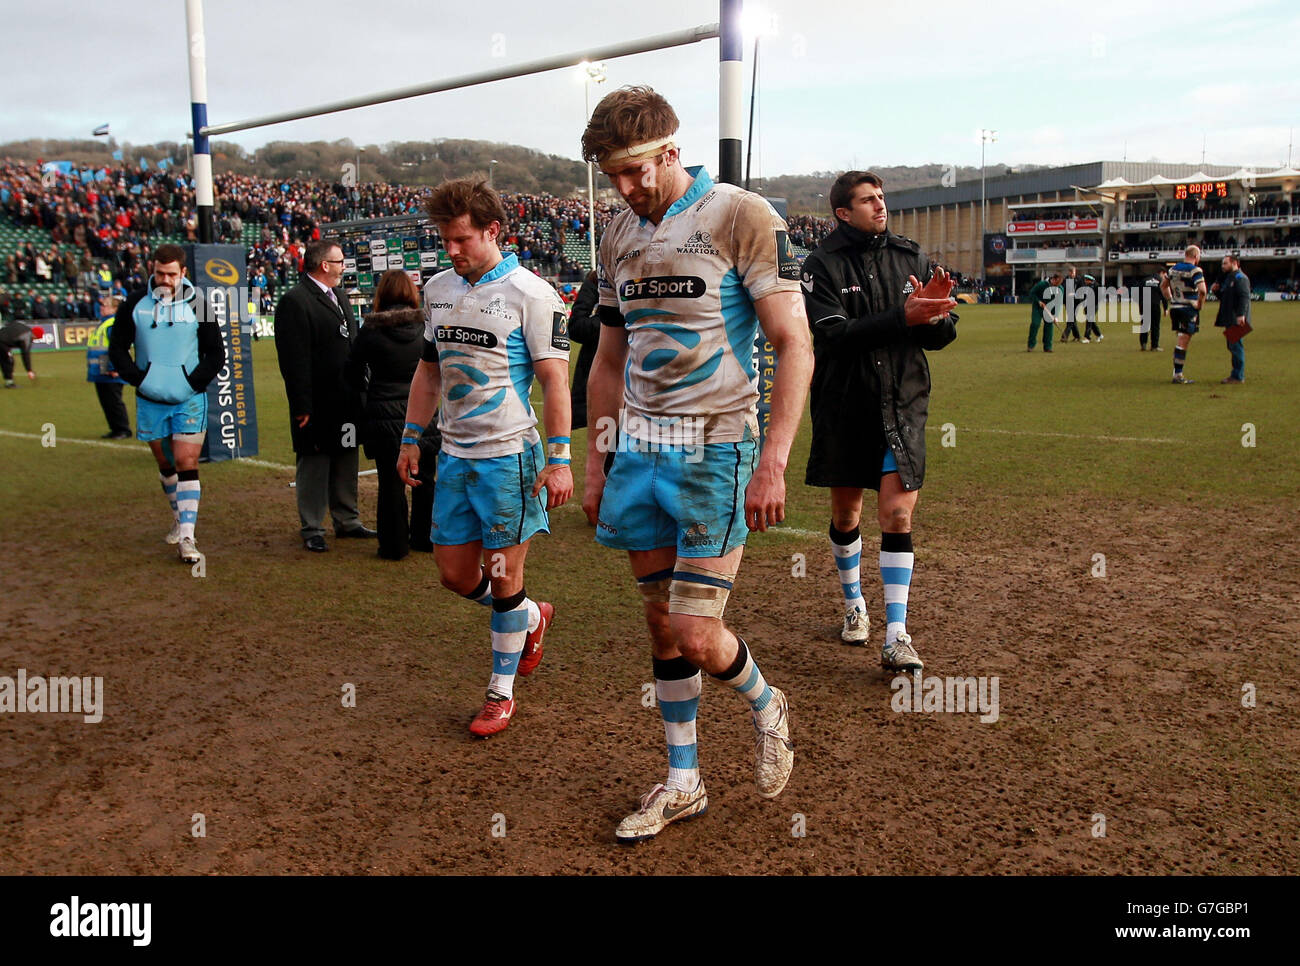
[
  {"xmin": 597, "ymin": 166, "xmax": 801, "ymax": 445},
  {"xmin": 423, "ymin": 253, "xmax": 569, "ymax": 458}
]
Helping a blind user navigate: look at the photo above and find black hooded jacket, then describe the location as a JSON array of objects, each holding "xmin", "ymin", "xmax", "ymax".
[{"xmin": 801, "ymin": 222, "xmax": 957, "ymax": 492}]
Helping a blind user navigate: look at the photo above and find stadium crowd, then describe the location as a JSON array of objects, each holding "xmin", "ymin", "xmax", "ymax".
[
  {"xmin": 0, "ymin": 158, "xmax": 648, "ymax": 319},
  {"xmin": 4, "ymin": 156, "xmax": 1293, "ymax": 323}
]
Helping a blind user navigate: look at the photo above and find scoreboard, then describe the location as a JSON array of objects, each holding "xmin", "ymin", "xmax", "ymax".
[
  {"xmin": 324, "ymin": 214, "xmax": 450, "ymax": 314},
  {"xmin": 1174, "ymin": 181, "xmax": 1228, "ymax": 200}
]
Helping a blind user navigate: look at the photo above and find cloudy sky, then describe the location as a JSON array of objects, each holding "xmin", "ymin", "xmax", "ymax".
[{"xmin": 4, "ymin": 0, "xmax": 1296, "ymax": 177}]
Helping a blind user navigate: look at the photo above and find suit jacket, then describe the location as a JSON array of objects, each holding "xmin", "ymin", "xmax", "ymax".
[{"xmin": 275, "ymin": 277, "xmax": 360, "ymax": 455}]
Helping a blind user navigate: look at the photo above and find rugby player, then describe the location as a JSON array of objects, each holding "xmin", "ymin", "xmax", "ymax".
[
  {"xmin": 580, "ymin": 86, "xmax": 814, "ymax": 842},
  {"xmin": 398, "ymin": 179, "xmax": 571, "ymax": 737},
  {"xmin": 108, "ymin": 244, "xmax": 224, "ymax": 564},
  {"xmin": 1161, "ymin": 245, "xmax": 1207, "ymax": 384}
]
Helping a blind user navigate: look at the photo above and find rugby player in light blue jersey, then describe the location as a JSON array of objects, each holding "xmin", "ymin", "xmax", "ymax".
[
  {"xmin": 580, "ymin": 86, "xmax": 814, "ymax": 842},
  {"xmin": 108, "ymin": 243, "xmax": 225, "ymax": 565},
  {"xmin": 398, "ymin": 179, "xmax": 572, "ymax": 738}
]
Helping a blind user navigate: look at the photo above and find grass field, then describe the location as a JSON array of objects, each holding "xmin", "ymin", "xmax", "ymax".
[{"xmin": 1, "ymin": 301, "xmax": 1297, "ymax": 874}]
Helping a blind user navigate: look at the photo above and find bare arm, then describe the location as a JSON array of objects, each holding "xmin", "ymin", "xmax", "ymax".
[
  {"xmin": 529, "ymin": 357, "xmax": 574, "ymax": 509},
  {"xmin": 397, "ymin": 357, "xmax": 441, "ymax": 487},
  {"xmin": 581, "ymin": 320, "xmax": 629, "ymax": 526},
  {"xmin": 747, "ymin": 291, "xmax": 814, "ymax": 533}
]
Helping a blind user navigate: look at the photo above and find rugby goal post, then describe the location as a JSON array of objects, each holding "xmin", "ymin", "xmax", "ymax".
[{"xmin": 184, "ymin": 0, "xmax": 747, "ymax": 245}]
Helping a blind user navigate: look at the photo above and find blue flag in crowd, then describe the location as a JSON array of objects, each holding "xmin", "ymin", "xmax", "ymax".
[
  {"xmin": 130, "ymin": 184, "xmax": 144, "ymax": 195},
  {"xmin": 42, "ymin": 161, "xmax": 74, "ymax": 177},
  {"xmin": 139, "ymin": 157, "xmax": 150, "ymax": 171},
  {"xmin": 112, "ymin": 149, "xmax": 123, "ymax": 161},
  {"xmin": 95, "ymin": 169, "xmax": 108, "ymax": 182},
  {"xmin": 158, "ymin": 158, "xmax": 171, "ymax": 170},
  {"xmin": 80, "ymin": 168, "xmax": 94, "ymax": 184}
]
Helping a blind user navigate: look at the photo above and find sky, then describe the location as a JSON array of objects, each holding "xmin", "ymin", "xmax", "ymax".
[{"xmin": 3, "ymin": 0, "xmax": 1297, "ymax": 179}]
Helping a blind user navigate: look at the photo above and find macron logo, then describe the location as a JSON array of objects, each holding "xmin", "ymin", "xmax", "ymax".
[{"xmin": 50, "ymin": 896, "xmax": 151, "ymax": 947}]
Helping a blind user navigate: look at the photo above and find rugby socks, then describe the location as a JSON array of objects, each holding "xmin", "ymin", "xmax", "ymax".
[
  {"xmin": 159, "ymin": 464, "xmax": 179, "ymax": 524},
  {"xmin": 487, "ymin": 588, "xmax": 528, "ymax": 699},
  {"xmin": 175, "ymin": 469, "xmax": 200, "ymax": 541},
  {"xmin": 1173, "ymin": 347, "xmax": 1187, "ymax": 377},
  {"xmin": 713, "ymin": 637, "xmax": 778, "ymax": 727},
  {"xmin": 829, "ymin": 523, "xmax": 866, "ymax": 615},
  {"xmin": 460, "ymin": 572, "xmax": 493, "ymax": 607},
  {"xmin": 881, "ymin": 531, "xmax": 914, "ymax": 647},
  {"xmin": 655, "ymin": 656, "xmax": 701, "ymax": 793}
]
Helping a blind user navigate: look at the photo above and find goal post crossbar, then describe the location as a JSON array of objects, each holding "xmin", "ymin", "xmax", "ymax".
[{"xmin": 200, "ymin": 23, "xmax": 721, "ymax": 139}]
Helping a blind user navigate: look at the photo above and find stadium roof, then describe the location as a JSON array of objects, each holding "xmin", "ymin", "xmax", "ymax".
[
  {"xmin": 889, "ymin": 161, "xmax": 1247, "ymax": 210},
  {"xmin": 1095, "ymin": 166, "xmax": 1300, "ymax": 192}
]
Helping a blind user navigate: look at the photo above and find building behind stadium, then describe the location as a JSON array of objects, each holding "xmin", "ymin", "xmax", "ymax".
[{"xmin": 885, "ymin": 162, "xmax": 1300, "ymax": 298}]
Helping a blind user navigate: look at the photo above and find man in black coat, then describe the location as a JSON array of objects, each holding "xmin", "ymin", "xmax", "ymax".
[
  {"xmin": 801, "ymin": 171, "xmax": 957, "ymax": 671},
  {"xmin": 1213, "ymin": 254, "xmax": 1251, "ymax": 383},
  {"xmin": 274, "ymin": 237, "xmax": 373, "ymax": 551}
]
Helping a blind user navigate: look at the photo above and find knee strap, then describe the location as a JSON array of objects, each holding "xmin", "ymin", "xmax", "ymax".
[
  {"xmin": 636, "ymin": 568, "xmax": 672, "ymax": 604},
  {"xmin": 669, "ymin": 558, "xmax": 738, "ymax": 619}
]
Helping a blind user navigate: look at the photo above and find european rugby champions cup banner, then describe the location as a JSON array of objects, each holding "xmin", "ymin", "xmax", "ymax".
[{"xmin": 187, "ymin": 244, "xmax": 259, "ymax": 461}]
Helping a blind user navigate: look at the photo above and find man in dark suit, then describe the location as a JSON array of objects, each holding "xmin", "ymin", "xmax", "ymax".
[{"xmin": 274, "ymin": 237, "xmax": 374, "ymax": 551}]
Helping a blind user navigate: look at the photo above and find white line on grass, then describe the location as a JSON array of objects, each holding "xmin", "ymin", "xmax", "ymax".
[
  {"xmin": 932, "ymin": 426, "xmax": 1178, "ymax": 444},
  {"xmin": 0, "ymin": 430, "xmax": 296, "ymax": 469}
]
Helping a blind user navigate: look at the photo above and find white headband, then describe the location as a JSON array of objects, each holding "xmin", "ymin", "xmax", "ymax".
[{"xmin": 600, "ymin": 136, "xmax": 677, "ymax": 167}]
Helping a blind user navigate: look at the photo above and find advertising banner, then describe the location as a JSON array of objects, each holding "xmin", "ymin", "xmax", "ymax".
[{"xmin": 188, "ymin": 244, "xmax": 259, "ymax": 461}]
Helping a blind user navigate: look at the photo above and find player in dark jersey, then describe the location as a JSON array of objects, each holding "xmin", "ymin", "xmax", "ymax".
[{"xmin": 1160, "ymin": 246, "xmax": 1207, "ymax": 384}]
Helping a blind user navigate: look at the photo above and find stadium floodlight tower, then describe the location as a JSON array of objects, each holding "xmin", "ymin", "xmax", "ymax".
[
  {"xmin": 186, "ymin": 0, "xmax": 746, "ymax": 244},
  {"xmin": 579, "ymin": 60, "xmax": 607, "ymax": 275},
  {"xmin": 980, "ymin": 128, "xmax": 997, "ymax": 272}
]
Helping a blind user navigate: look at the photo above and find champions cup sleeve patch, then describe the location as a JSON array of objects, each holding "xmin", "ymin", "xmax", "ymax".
[
  {"xmin": 776, "ymin": 231, "xmax": 800, "ymax": 281},
  {"xmin": 552, "ymin": 311, "xmax": 570, "ymax": 351}
]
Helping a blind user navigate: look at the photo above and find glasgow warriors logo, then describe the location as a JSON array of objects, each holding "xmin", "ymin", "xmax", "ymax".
[
  {"xmin": 677, "ymin": 231, "xmax": 719, "ymax": 256},
  {"xmin": 480, "ymin": 296, "xmax": 513, "ymax": 319}
]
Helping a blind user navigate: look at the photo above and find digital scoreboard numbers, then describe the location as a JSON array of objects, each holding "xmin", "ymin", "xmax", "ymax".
[{"xmin": 1174, "ymin": 181, "xmax": 1228, "ymax": 200}]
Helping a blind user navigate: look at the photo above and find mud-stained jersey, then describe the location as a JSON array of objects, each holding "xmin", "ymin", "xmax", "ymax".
[
  {"xmin": 423, "ymin": 252, "xmax": 569, "ymax": 458},
  {"xmin": 597, "ymin": 166, "xmax": 801, "ymax": 445}
]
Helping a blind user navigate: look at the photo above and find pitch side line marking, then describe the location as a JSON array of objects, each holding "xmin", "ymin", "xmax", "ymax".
[
  {"xmin": 933, "ymin": 426, "xmax": 1178, "ymax": 444},
  {"xmin": 0, "ymin": 430, "xmax": 296, "ymax": 469}
]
